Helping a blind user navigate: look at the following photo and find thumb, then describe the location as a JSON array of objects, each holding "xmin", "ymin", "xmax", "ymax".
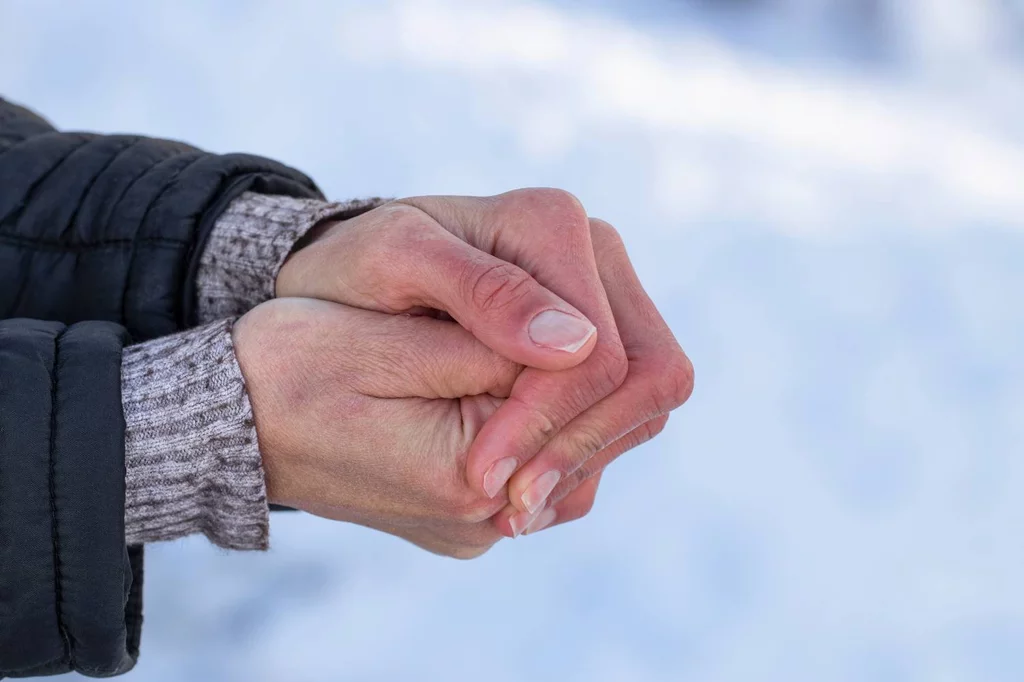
[
  {"xmin": 425, "ymin": 234, "xmax": 598, "ymax": 371},
  {"xmin": 281, "ymin": 207, "xmax": 598, "ymax": 371}
]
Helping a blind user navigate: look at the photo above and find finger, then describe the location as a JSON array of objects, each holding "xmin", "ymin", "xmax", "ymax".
[
  {"xmin": 506, "ymin": 475, "xmax": 601, "ymax": 538},
  {"xmin": 501, "ymin": 477, "xmax": 600, "ymax": 538},
  {"xmin": 497, "ymin": 415, "xmax": 668, "ymax": 537},
  {"xmin": 325, "ymin": 303, "xmax": 524, "ymax": 399},
  {"xmin": 458, "ymin": 393, "xmax": 505, "ymax": 444},
  {"xmin": 548, "ymin": 414, "xmax": 669, "ymax": 506},
  {"xmin": 281, "ymin": 203, "xmax": 598, "ymax": 371},
  {"xmin": 526, "ymin": 473, "xmax": 602, "ymax": 535},
  {"xmin": 503, "ymin": 219, "xmax": 692, "ymax": 514},
  {"xmin": 401, "ymin": 192, "xmax": 628, "ymax": 502}
]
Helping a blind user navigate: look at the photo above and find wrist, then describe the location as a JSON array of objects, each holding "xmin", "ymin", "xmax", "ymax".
[
  {"xmin": 231, "ymin": 303, "xmax": 297, "ymax": 510},
  {"xmin": 276, "ymin": 218, "xmax": 341, "ymax": 296},
  {"xmin": 275, "ymin": 198, "xmax": 391, "ymax": 299},
  {"xmin": 197, "ymin": 193, "xmax": 386, "ymax": 323}
]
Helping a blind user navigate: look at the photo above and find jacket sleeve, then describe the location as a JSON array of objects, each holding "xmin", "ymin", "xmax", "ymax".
[
  {"xmin": 0, "ymin": 96, "xmax": 324, "ymax": 339},
  {"xmin": 0, "ymin": 319, "xmax": 140, "ymax": 678},
  {"xmin": 0, "ymin": 97, "xmax": 324, "ymax": 677}
]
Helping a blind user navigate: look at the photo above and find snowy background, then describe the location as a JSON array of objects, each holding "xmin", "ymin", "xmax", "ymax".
[{"xmin": 3, "ymin": 0, "xmax": 1024, "ymax": 680}]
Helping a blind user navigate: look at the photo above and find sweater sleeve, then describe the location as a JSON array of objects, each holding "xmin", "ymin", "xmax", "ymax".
[
  {"xmin": 120, "ymin": 320, "xmax": 269, "ymax": 550},
  {"xmin": 194, "ymin": 191, "xmax": 386, "ymax": 324}
]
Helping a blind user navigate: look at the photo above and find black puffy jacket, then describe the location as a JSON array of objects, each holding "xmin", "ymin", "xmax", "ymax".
[{"xmin": 0, "ymin": 98, "xmax": 322, "ymax": 678}]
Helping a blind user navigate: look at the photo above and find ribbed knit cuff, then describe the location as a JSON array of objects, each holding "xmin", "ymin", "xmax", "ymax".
[
  {"xmin": 195, "ymin": 192, "xmax": 387, "ymax": 323},
  {"xmin": 121, "ymin": 320, "xmax": 269, "ymax": 550}
]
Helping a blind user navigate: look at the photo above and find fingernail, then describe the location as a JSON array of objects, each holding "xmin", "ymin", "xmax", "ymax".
[
  {"xmin": 521, "ymin": 470, "xmax": 562, "ymax": 514},
  {"xmin": 523, "ymin": 508, "xmax": 557, "ymax": 535},
  {"xmin": 528, "ymin": 310, "xmax": 596, "ymax": 353},
  {"xmin": 483, "ymin": 457, "xmax": 519, "ymax": 499},
  {"xmin": 510, "ymin": 508, "xmax": 542, "ymax": 538}
]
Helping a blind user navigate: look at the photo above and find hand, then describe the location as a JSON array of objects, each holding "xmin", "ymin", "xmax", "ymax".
[
  {"xmin": 279, "ymin": 193, "xmax": 601, "ymax": 372},
  {"xmin": 277, "ymin": 189, "xmax": 693, "ymax": 536},
  {"xmin": 494, "ymin": 218, "xmax": 693, "ymax": 537},
  {"xmin": 232, "ymin": 297, "xmax": 522, "ymax": 559}
]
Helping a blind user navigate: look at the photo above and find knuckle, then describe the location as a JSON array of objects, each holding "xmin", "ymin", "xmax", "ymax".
[
  {"xmin": 563, "ymin": 424, "xmax": 609, "ymax": 471},
  {"xmin": 589, "ymin": 218, "xmax": 634, "ymax": 274},
  {"xmin": 464, "ymin": 261, "xmax": 533, "ymax": 314},
  {"xmin": 531, "ymin": 187, "xmax": 587, "ymax": 215},
  {"xmin": 507, "ymin": 395, "xmax": 560, "ymax": 444},
  {"xmin": 588, "ymin": 347, "xmax": 630, "ymax": 397},
  {"xmin": 589, "ymin": 218, "xmax": 629, "ymax": 264},
  {"xmin": 517, "ymin": 188, "xmax": 589, "ymax": 234},
  {"xmin": 656, "ymin": 351, "xmax": 695, "ymax": 411},
  {"xmin": 589, "ymin": 218, "xmax": 624, "ymax": 248},
  {"xmin": 647, "ymin": 351, "xmax": 694, "ymax": 415},
  {"xmin": 571, "ymin": 462, "xmax": 600, "ymax": 491},
  {"xmin": 529, "ymin": 404, "xmax": 560, "ymax": 442}
]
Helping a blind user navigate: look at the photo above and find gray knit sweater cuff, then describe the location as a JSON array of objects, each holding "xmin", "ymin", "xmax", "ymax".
[
  {"xmin": 122, "ymin": 320, "xmax": 269, "ymax": 550},
  {"xmin": 195, "ymin": 191, "xmax": 387, "ymax": 323}
]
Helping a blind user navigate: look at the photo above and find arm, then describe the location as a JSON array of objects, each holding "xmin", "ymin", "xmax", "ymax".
[{"xmin": 0, "ymin": 98, "xmax": 341, "ymax": 678}]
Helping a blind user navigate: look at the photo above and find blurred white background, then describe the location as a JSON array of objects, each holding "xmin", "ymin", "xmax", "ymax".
[{"xmin": 3, "ymin": 0, "xmax": 1023, "ymax": 680}]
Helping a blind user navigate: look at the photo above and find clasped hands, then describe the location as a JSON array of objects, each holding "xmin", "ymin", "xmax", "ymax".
[{"xmin": 233, "ymin": 189, "xmax": 694, "ymax": 558}]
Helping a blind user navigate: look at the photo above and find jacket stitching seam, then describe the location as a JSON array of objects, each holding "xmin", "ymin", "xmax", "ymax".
[{"xmin": 48, "ymin": 328, "xmax": 72, "ymax": 666}]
